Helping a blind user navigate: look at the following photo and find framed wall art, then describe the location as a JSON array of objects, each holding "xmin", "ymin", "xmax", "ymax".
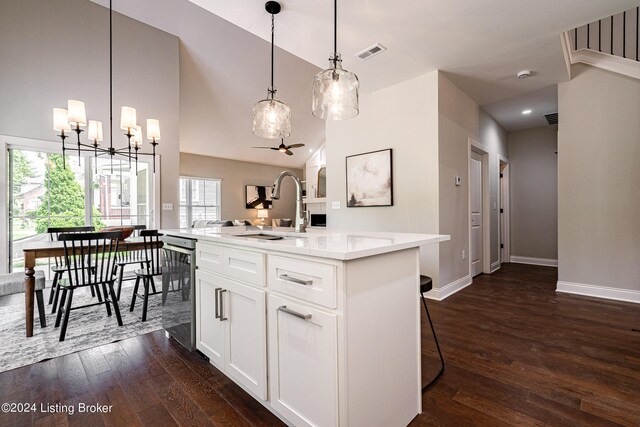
[
  {"xmin": 245, "ymin": 185, "xmax": 273, "ymax": 209},
  {"xmin": 345, "ymin": 148, "xmax": 393, "ymax": 207}
]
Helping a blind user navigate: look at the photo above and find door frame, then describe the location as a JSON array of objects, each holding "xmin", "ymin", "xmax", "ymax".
[
  {"xmin": 498, "ymin": 155, "xmax": 510, "ymax": 266},
  {"xmin": 468, "ymin": 138, "xmax": 491, "ymax": 275}
]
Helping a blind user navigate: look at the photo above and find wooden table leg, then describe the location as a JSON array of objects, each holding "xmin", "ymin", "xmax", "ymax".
[{"xmin": 24, "ymin": 252, "xmax": 35, "ymax": 337}]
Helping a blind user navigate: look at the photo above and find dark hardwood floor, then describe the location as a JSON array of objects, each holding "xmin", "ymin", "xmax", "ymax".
[{"xmin": 1, "ymin": 263, "xmax": 638, "ymax": 426}]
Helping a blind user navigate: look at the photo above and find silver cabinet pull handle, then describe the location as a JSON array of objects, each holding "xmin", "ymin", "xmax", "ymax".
[
  {"xmin": 278, "ymin": 305, "xmax": 312, "ymax": 320},
  {"xmin": 214, "ymin": 287, "xmax": 221, "ymax": 319},
  {"xmin": 219, "ymin": 289, "xmax": 228, "ymax": 321},
  {"xmin": 278, "ymin": 274, "xmax": 313, "ymax": 286}
]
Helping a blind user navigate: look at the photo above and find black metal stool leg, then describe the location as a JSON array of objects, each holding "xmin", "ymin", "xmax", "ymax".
[{"xmin": 421, "ymin": 294, "xmax": 445, "ymax": 392}]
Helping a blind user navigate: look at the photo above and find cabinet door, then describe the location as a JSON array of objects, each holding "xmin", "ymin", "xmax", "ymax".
[
  {"xmin": 223, "ymin": 278, "xmax": 267, "ymax": 400},
  {"xmin": 268, "ymin": 294, "xmax": 338, "ymax": 427},
  {"xmin": 195, "ymin": 270, "xmax": 225, "ymax": 366}
]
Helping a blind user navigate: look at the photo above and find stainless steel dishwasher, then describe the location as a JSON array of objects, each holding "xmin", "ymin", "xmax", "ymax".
[{"xmin": 161, "ymin": 234, "xmax": 197, "ymax": 351}]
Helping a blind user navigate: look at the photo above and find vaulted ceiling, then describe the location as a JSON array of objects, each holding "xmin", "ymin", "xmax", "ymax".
[{"xmin": 93, "ymin": 0, "xmax": 638, "ymax": 153}]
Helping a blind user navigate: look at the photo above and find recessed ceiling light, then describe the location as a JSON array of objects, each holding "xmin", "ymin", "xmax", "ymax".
[{"xmin": 522, "ymin": 109, "xmax": 532, "ymax": 115}]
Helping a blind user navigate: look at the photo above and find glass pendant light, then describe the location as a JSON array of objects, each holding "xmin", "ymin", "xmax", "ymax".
[
  {"xmin": 312, "ymin": 0, "xmax": 359, "ymax": 120},
  {"xmin": 253, "ymin": 1, "xmax": 291, "ymax": 139}
]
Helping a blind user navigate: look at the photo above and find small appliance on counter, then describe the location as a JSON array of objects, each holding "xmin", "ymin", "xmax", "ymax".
[
  {"xmin": 161, "ymin": 234, "xmax": 197, "ymax": 351},
  {"xmin": 310, "ymin": 213, "xmax": 326, "ymax": 227}
]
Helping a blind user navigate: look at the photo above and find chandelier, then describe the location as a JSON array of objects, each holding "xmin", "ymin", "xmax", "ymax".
[
  {"xmin": 51, "ymin": 0, "xmax": 160, "ymax": 174},
  {"xmin": 252, "ymin": 1, "xmax": 291, "ymax": 139}
]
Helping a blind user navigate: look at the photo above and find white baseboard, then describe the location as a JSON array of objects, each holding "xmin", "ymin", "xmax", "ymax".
[
  {"xmin": 490, "ymin": 261, "xmax": 501, "ymax": 273},
  {"xmin": 424, "ymin": 275, "xmax": 472, "ymax": 301},
  {"xmin": 556, "ymin": 281, "xmax": 640, "ymax": 304},
  {"xmin": 510, "ymin": 256, "xmax": 558, "ymax": 267}
]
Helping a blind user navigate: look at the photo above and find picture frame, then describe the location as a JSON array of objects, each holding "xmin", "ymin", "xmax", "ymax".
[
  {"xmin": 345, "ymin": 148, "xmax": 393, "ymax": 207},
  {"xmin": 245, "ymin": 185, "xmax": 273, "ymax": 209}
]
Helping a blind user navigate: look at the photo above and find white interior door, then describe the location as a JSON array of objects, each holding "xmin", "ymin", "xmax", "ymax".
[{"xmin": 470, "ymin": 152, "xmax": 483, "ymax": 277}]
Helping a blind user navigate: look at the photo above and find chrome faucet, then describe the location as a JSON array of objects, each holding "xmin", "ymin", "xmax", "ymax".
[{"xmin": 272, "ymin": 171, "xmax": 306, "ymax": 233}]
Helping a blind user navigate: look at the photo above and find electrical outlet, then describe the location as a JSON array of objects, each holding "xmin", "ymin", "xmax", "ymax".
[
  {"xmin": 462, "ymin": 250, "xmax": 466, "ymax": 260},
  {"xmin": 162, "ymin": 203, "xmax": 174, "ymax": 211},
  {"xmin": 455, "ymin": 176, "xmax": 462, "ymax": 186},
  {"xmin": 331, "ymin": 201, "xmax": 341, "ymax": 209}
]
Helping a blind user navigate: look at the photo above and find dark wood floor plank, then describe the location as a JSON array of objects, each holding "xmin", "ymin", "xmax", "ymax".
[
  {"xmin": 77, "ymin": 347, "xmax": 111, "ymax": 378},
  {"xmin": 146, "ymin": 373, "xmax": 214, "ymax": 427},
  {"xmin": 2, "ymin": 263, "xmax": 638, "ymax": 426}
]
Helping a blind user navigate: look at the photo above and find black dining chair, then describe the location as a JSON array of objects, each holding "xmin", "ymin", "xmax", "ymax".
[
  {"xmin": 54, "ymin": 231, "xmax": 123, "ymax": 341},
  {"xmin": 114, "ymin": 224, "xmax": 148, "ymax": 300},
  {"xmin": 420, "ymin": 275, "xmax": 445, "ymax": 392},
  {"xmin": 47, "ymin": 226, "xmax": 96, "ymax": 314},
  {"xmin": 129, "ymin": 230, "xmax": 163, "ymax": 321}
]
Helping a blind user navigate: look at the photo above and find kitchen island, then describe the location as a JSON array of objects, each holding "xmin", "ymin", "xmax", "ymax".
[{"xmin": 161, "ymin": 226, "xmax": 449, "ymax": 427}]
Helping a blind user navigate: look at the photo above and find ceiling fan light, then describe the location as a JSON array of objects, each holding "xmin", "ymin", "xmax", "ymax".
[
  {"xmin": 253, "ymin": 97, "xmax": 291, "ymax": 139},
  {"xmin": 312, "ymin": 56, "xmax": 359, "ymax": 121}
]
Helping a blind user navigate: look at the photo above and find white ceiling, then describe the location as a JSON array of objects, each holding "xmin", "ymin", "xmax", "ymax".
[
  {"xmin": 92, "ymin": 0, "xmax": 325, "ymax": 168},
  {"xmin": 94, "ymin": 0, "xmax": 639, "ymax": 152},
  {"xmin": 483, "ymin": 85, "xmax": 558, "ymax": 132}
]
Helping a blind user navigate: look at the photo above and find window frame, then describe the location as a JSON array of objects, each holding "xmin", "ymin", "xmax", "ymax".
[
  {"xmin": 0, "ymin": 135, "xmax": 161, "ymax": 274},
  {"xmin": 179, "ymin": 176, "xmax": 221, "ymax": 228}
]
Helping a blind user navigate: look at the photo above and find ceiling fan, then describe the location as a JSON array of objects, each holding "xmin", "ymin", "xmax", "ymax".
[{"xmin": 253, "ymin": 139, "xmax": 305, "ymax": 156}]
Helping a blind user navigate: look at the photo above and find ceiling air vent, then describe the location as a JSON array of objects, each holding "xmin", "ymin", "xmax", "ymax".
[
  {"xmin": 545, "ymin": 112, "xmax": 558, "ymax": 125},
  {"xmin": 356, "ymin": 43, "xmax": 387, "ymax": 60}
]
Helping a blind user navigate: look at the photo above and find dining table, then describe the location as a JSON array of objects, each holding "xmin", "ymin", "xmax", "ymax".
[{"xmin": 21, "ymin": 237, "xmax": 162, "ymax": 337}]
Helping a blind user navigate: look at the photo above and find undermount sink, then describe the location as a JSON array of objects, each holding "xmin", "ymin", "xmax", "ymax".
[{"xmin": 231, "ymin": 233, "xmax": 300, "ymax": 241}]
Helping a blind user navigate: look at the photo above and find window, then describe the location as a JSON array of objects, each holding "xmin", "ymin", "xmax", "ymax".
[
  {"xmin": 180, "ymin": 177, "xmax": 221, "ymax": 228},
  {"xmin": 7, "ymin": 147, "xmax": 155, "ymax": 274}
]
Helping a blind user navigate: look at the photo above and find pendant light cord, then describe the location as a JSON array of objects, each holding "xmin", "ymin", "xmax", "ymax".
[
  {"xmin": 333, "ymin": 0, "xmax": 337, "ymax": 66},
  {"xmin": 270, "ymin": 13, "xmax": 275, "ymax": 95},
  {"xmin": 109, "ymin": 0, "xmax": 113, "ymax": 152}
]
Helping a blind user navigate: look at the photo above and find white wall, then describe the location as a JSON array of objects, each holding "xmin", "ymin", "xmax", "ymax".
[
  {"xmin": 325, "ymin": 72, "xmax": 441, "ymax": 285},
  {"xmin": 179, "ymin": 153, "xmax": 301, "ymax": 222},
  {"xmin": 558, "ymin": 63, "xmax": 640, "ymax": 301},
  {"xmin": 325, "ymin": 70, "xmax": 508, "ymax": 298},
  {"xmin": 0, "ymin": 0, "xmax": 180, "ymax": 228},
  {"xmin": 508, "ymin": 126, "xmax": 558, "ymax": 261},
  {"xmin": 438, "ymin": 73, "xmax": 509, "ymax": 292}
]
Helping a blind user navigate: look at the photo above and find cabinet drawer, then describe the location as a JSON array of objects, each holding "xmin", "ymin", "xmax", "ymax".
[
  {"xmin": 268, "ymin": 255, "xmax": 336, "ymax": 309},
  {"xmin": 223, "ymin": 247, "xmax": 265, "ymax": 287},
  {"xmin": 196, "ymin": 242, "xmax": 225, "ymax": 274}
]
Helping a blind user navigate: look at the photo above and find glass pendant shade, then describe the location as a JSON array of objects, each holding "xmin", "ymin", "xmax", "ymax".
[
  {"xmin": 253, "ymin": 96, "xmax": 291, "ymax": 139},
  {"xmin": 312, "ymin": 55, "xmax": 359, "ymax": 120}
]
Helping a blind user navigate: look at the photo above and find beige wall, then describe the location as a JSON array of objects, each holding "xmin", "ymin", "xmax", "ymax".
[
  {"xmin": 325, "ymin": 72, "xmax": 441, "ymax": 284},
  {"xmin": 180, "ymin": 153, "xmax": 300, "ymax": 223},
  {"xmin": 438, "ymin": 73, "xmax": 509, "ymax": 286},
  {"xmin": 508, "ymin": 126, "xmax": 558, "ymax": 260},
  {"xmin": 0, "ymin": 0, "xmax": 180, "ymax": 228},
  {"xmin": 558, "ymin": 64, "xmax": 640, "ymax": 293}
]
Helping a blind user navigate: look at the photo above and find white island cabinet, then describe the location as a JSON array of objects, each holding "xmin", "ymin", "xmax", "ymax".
[{"xmin": 162, "ymin": 226, "xmax": 449, "ymax": 427}]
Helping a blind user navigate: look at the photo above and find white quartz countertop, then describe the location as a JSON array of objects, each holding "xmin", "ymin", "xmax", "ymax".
[{"xmin": 160, "ymin": 226, "xmax": 450, "ymax": 261}]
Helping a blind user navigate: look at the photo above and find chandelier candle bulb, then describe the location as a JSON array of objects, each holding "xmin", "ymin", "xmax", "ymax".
[
  {"xmin": 87, "ymin": 120, "xmax": 103, "ymax": 143},
  {"xmin": 67, "ymin": 100, "xmax": 87, "ymax": 127},
  {"xmin": 53, "ymin": 108, "xmax": 71, "ymax": 132},
  {"xmin": 120, "ymin": 106, "xmax": 137, "ymax": 131},
  {"xmin": 146, "ymin": 119, "xmax": 161, "ymax": 140}
]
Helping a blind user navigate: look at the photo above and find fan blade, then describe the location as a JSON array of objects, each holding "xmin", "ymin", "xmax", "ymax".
[
  {"xmin": 287, "ymin": 143, "xmax": 305, "ymax": 149},
  {"xmin": 284, "ymin": 149, "xmax": 294, "ymax": 156},
  {"xmin": 252, "ymin": 146, "xmax": 276, "ymax": 149}
]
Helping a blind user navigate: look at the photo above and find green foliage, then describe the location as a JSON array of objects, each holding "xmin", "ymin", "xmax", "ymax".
[
  {"xmin": 11, "ymin": 150, "xmax": 34, "ymax": 188},
  {"xmin": 34, "ymin": 154, "xmax": 105, "ymax": 233}
]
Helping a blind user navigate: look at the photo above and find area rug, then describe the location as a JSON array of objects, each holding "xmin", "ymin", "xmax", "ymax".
[{"xmin": 0, "ymin": 284, "xmax": 162, "ymax": 373}]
